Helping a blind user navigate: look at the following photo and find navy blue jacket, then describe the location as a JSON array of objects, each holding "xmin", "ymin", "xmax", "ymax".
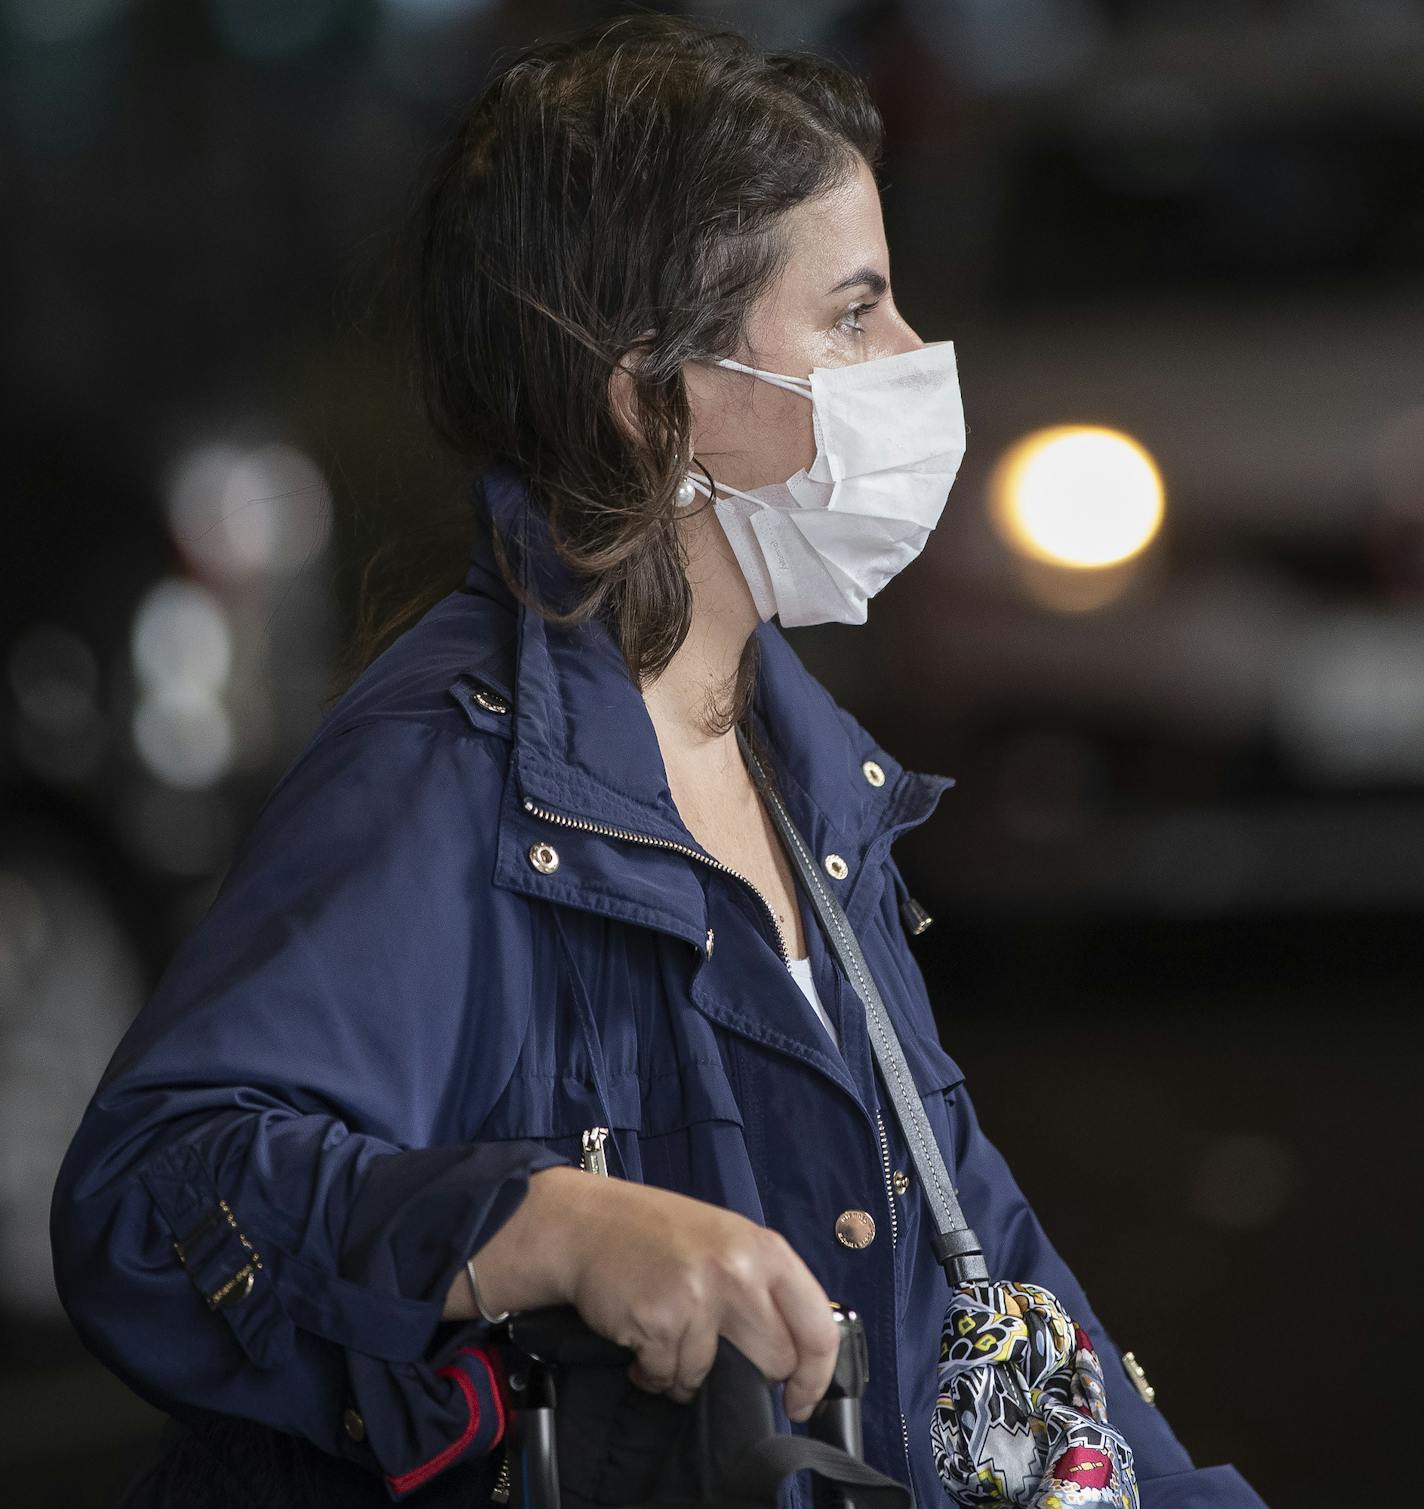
[{"xmin": 51, "ymin": 462, "xmax": 1267, "ymax": 1508}]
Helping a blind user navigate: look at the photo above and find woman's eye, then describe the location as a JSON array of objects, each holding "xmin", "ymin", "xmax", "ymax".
[{"xmin": 837, "ymin": 300, "xmax": 880, "ymax": 336}]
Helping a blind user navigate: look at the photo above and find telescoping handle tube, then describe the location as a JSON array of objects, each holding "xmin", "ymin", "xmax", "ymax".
[
  {"xmin": 503, "ymin": 1352, "xmax": 561, "ymax": 1509},
  {"xmin": 808, "ymin": 1304, "xmax": 870, "ymax": 1509}
]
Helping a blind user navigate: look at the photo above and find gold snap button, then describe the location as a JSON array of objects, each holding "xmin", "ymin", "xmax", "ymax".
[
  {"xmin": 823, "ymin": 853, "xmax": 849, "ymax": 880},
  {"xmin": 834, "ymin": 1209, "xmax": 876, "ymax": 1249},
  {"xmin": 528, "ymin": 841, "xmax": 560, "ymax": 874},
  {"xmin": 473, "ymin": 687, "xmax": 510, "ymax": 714},
  {"xmin": 342, "ymin": 1407, "xmax": 367, "ymax": 1442},
  {"xmin": 862, "ymin": 759, "xmax": 885, "ymax": 787},
  {"xmin": 891, "ymin": 1169, "xmax": 910, "ymax": 1196}
]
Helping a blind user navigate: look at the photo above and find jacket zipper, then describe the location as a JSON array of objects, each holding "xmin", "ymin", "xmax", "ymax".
[
  {"xmin": 876, "ymin": 1108, "xmax": 914, "ymax": 1494},
  {"xmin": 521, "ymin": 799, "xmax": 791, "ymax": 963},
  {"xmin": 874, "ymin": 1111, "xmax": 899, "ymax": 1248}
]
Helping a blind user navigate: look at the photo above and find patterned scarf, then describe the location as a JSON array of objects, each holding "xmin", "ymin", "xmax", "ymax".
[{"xmin": 930, "ymin": 1280, "xmax": 1139, "ymax": 1507}]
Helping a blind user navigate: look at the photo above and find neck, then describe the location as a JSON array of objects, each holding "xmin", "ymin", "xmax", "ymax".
[{"xmin": 638, "ymin": 498, "xmax": 760, "ymax": 773}]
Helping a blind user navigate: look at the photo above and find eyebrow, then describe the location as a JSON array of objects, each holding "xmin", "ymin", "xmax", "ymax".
[{"xmin": 826, "ymin": 266, "xmax": 888, "ymax": 298}]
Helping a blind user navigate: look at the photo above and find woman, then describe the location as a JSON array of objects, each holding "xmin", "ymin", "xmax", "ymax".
[{"xmin": 51, "ymin": 14, "xmax": 1266, "ymax": 1509}]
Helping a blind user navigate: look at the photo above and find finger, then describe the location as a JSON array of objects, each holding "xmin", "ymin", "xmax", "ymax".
[
  {"xmin": 766, "ymin": 1261, "xmax": 841, "ymax": 1420},
  {"xmin": 669, "ymin": 1318, "xmax": 721, "ymax": 1403},
  {"xmin": 628, "ymin": 1356, "xmax": 676, "ymax": 1397},
  {"xmin": 628, "ymin": 1354, "xmax": 678, "ymax": 1395},
  {"xmin": 627, "ymin": 1313, "xmax": 690, "ymax": 1397},
  {"xmin": 717, "ymin": 1283, "xmax": 801, "ymax": 1396}
]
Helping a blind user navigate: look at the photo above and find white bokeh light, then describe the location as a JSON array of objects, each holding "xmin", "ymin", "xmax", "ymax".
[
  {"xmin": 129, "ymin": 579, "xmax": 236, "ymax": 788},
  {"xmin": 131, "ymin": 577, "xmax": 233, "ymax": 693},
  {"xmin": 990, "ymin": 425, "xmax": 1166, "ymax": 570},
  {"xmin": 166, "ymin": 440, "xmax": 333, "ymax": 583},
  {"xmin": 131, "ymin": 683, "xmax": 235, "ymax": 790}
]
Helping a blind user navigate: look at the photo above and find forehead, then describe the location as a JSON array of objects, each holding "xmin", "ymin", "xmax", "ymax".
[{"xmin": 777, "ymin": 156, "xmax": 888, "ymax": 302}]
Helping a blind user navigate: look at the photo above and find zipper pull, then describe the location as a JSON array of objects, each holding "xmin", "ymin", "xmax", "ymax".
[{"xmin": 580, "ymin": 1126, "xmax": 610, "ymax": 1177}]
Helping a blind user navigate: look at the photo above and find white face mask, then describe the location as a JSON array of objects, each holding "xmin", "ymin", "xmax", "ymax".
[{"xmin": 679, "ymin": 339, "xmax": 966, "ymax": 627}]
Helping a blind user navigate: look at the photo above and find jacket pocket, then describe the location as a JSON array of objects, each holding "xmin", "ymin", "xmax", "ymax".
[
  {"xmin": 474, "ymin": 904, "xmax": 748, "ymax": 1196},
  {"xmin": 631, "ymin": 1054, "xmax": 747, "ymax": 1198},
  {"xmin": 471, "ymin": 1067, "xmax": 634, "ymax": 1174},
  {"xmin": 636, "ymin": 1054, "xmax": 745, "ymax": 1136},
  {"xmin": 474, "ymin": 1053, "xmax": 745, "ymax": 1191}
]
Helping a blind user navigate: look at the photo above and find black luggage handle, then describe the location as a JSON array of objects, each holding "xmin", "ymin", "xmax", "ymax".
[{"xmin": 489, "ymin": 1302, "xmax": 909, "ymax": 1509}]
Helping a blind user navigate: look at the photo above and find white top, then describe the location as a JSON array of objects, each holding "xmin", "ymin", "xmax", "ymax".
[{"xmin": 787, "ymin": 954, "xmax": 840, "ymax": 1051}]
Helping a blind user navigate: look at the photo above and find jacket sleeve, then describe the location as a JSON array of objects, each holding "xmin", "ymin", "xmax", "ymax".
[
  {"xmin": 945, "ymin": 1083, "xmax": 1270, "ymax": 1509},
  {"xmin": 49, "ymin": 715, "xmax": 573, "ymax": 1498}
]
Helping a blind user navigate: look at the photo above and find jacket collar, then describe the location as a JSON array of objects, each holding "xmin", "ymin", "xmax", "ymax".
[{"xmin": 463, "ymin": 460, "xmax": 954, "ymax": 879}]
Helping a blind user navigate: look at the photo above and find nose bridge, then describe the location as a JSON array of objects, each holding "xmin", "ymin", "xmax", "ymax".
[
  {"xmin": 888, "ymin": 302, "xmax": 925, "ymax": 356},
  {"xmin": 862, "ymin": 276, "xmax": 923, "ymax": 360}
]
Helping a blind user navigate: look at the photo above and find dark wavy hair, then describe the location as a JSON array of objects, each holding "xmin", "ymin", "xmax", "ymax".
[{"xmin": 330, "ymin": 11, "xmax": 884, "ymax": 733}]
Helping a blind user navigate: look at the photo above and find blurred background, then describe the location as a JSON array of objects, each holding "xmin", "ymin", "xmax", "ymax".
[{"xmin": 3, "ymin": 0, "xmax": 1421, "ymax": 1502}]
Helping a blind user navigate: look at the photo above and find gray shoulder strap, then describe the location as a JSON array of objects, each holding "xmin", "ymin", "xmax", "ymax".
[{"xmin": 738, "ymin": 728, "xmax": 988, "ymax": 1285}]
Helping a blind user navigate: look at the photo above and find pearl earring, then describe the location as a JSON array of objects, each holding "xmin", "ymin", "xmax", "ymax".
[{"xmin": 674, "ymin": 474, "xmax": 698, "ymax": 508}]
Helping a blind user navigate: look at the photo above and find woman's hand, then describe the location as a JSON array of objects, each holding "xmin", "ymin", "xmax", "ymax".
[{"xmin": 447, "ymin": 1165, "xmax": 842, "ymax": 1421}]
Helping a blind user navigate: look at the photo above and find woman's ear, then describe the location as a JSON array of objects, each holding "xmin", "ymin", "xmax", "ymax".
[
  {"xmin": 607, "ymin": 355, "xmax": 642, "ymax": 449},
  {"xmin": 607, "ymin": 337, "xmax": 657, "ymax": 450}
]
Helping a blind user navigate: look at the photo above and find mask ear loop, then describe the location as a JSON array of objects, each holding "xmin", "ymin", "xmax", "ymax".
[
  {"xmin": 715, "ymin": 355, "xmax": 813, "ymax": 398},
  {"xmin": 675, "ymin": 456, "xmax": 725, "ymax": 510},
  {"xmin": 681, "ymin": 363, "xmax": 814, "ymax": 509},
  {"xmin": 684, "ymin": 472, "xmax": 768, "ymax": 509}
]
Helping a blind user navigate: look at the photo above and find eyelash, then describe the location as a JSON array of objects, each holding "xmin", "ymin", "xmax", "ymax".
[{"xmin": 837, "ymin": 299, "xmax": 881, "ymax": 335}]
